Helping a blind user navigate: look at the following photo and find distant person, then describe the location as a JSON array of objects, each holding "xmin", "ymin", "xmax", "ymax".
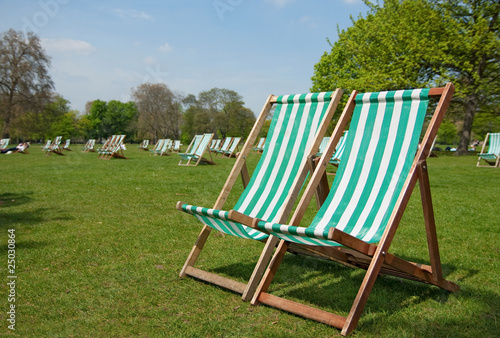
[{"xmin": 1, "ymin": 142, "xmax": 29, "ymax": 154}]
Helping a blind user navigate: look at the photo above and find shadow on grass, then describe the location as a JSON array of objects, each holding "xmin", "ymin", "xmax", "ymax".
[
  {"xmin": 207, "ymin": 251, "xmax": 491, "ymax": 335},
  {"xmin": 0, "ymin": 207, "xmax": 74, "ymax": 228},
  {"xmin": 0, "ymin": 191, "xmax": 34, "ymax": 208}
]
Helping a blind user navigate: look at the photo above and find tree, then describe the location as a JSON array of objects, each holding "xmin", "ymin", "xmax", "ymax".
[
  {"xmin": 311, "ymin": 0, "xmax": 500, "ymax": 155},
  {"xmin": 0, "ymin": 29, "xmax": 54, "ymax": 137},
  {"xmin": 132, "ymin": 83, "xmax": 182, "ymax": 141},
  {"xmin": 84, "ymin": 99, "xmax": 137, "ymax": 140}
]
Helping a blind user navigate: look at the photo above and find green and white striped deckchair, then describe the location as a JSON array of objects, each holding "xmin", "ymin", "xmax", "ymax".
[
  {"xmin": 176, "ymin": 89, "xmax": 343, "ymax": 300},
  {"xmin": 172, "ymin": 140, "xmax": 181, "ymax": 152},
  {"xmin": 210, "ymin": 139, "xmax": 221, "ymax": 152},
  {"xmin": 45, "ymin": 136, "xmax": 64, "ymax": 156},
  {"xmin": 62, "ymin": 139, "xmax": 71, "ymax": 151},
  {"xmin": 252, "ymin": 137, "xmax": 266, "ymax": 152},
  {"xmin": 138, "ymin": 139, "xmax": 149, "ymax": 150},
  {"xmin": 149, "ymin": 139, "xmax": 165, "ymax": 156},
  {"xmin": 42, "ymin": 139, "xmax": 51, "ymax": 151},
  {"xmin": 97, "ymin": 135, "xmax": 117, "ymax": 157},
  {"xmin": 179, "ymin": 133, "xmax": 214, "ymax": 166},
  {"xmin": 153, "ymin": 139, "xmax": 171, "ymax": 156},
  {"xmin": 316, "ymin": 136, "xmax": 330, "ymax": 156},
  {"xmin": 329, "ymin": 130, "xmax": 349, "ymax": 166},
  {"xmin": 100, "ymin": 135, "xmax": 127, "ymax": 159},
  {"xmin": 215, "ymin": 137, "xmax": 233, "ymax": 156},
  {"xmin": 232, "ymin": 84, "xmax": 459, "ymax": 335},
  {"xmin": 82, "ymin": 139, "xmax": 96, "ymax": 152},
  {"xmin": 477, "ymin": 132, "xmax": 500, "ymax": 167},
  {"xmin": 0, "ymin": 138, "xmax": 10, "ymax": 149},
  {"xmin": 222, "ymin": 136, "xmax": 241, "ymax": 158},
  {"xmin": 178, "ymin": 135, "xmax": 203, "ymax": 164}
]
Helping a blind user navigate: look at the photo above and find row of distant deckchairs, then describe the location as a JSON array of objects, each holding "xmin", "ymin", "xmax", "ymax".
[
  {"xmin": 210, "ymin": 137, "xmax": 242, "ymax": 158},
  {"xmin": 175, "ymin": 84, "xmax": 460, "ymax": 335},
  {"xmin": 97, "ymin": 135, "xmax": 127, "ymax": 159},
  {"xmin": 148, "ymin": 139, "xmax": 181, "ymax": 156}
]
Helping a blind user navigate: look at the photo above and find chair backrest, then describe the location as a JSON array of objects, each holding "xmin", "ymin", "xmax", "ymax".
[
  {"xmin": 257, "ymin": 137, "xmax": 265, "ymax": 149},
  {"xmin": 317, "ymin": 137, "xmax": 330, "ymax": 156},
  {"xmin": 486, "ymin": 133, "xmax": 500, "ymax": 155},
  {"xmin": 233, "ymin": 92, "xmax": 336, "ymax": 223},
  {"xmin": 227, "ymin": 137, "xmax": 241, "ymax": 154},
  {"xmin": 219, "ymin": 137, "xmax": 233, "ymax": 152},
  {"xmin": 173, "ymin": 140, "xmax": 181, "ymax": 151},
  {"xmin": 330, "ymin": 130, "xmax": 349, "ymax": 164},
  {"xmin": 309, "ymin": 89, "xmax": 432, "ymax": 244},
  {"xmin": 64, "ymin": 139, "xmax": 70, "ymax": 148},
  {"xmin": 186, "ymin": 135, "xmax": 203, "ymax": 155},
  {"xmin": 194, "ymin": 134, "xmax": 214, "ymax": 157}
]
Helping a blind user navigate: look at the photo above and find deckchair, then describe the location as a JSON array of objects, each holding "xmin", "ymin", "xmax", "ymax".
[
  {"xmin": 317, "ymin": 136, "xmax": 330, "ymax": 156},
  {"xmin": 178, "ymin": 135, "xmax": 203, "ymax": 165},
  {"xmin": 97, "ymin": 135, "xmax": 116, "ymax": 158},
  {"xmin": 176, "ymin": 90, "xmax": 343, "ymax": 300},
  {"xmin": 210, "ymin": 139, "xmax": 222, "ymax": 152},
  {"xmin": 172, "ymin": 140, "xmax": 181, "ymax": 152},
  {"xmin": 215, "ymin": 137, "xmax": 233, "ymax": 156},
  {"xmin": 81, "ymin": 139, "xmax": 96, "ymax": 152},
  {"xmin": 100, "ymin": 135, "xmax": 127, "ymax": 159},
  {"xmin": 476, "ymin": 132, "xmax": 500, "ymax": 167},
  {"xmin": 151, "ymin": 139, "xmax": 170, "ymax": 156},
  {"xmin": 0, "ymin": 138, "xmax": 9, "ymax": 149},
  {"xmin": 222, "ymin": 136, "xmax": 241, "ymax": 158},
  {"xmin": 138, "ymin": 139, "xmax": 149, "ymax": 150},
  {"xmin": 45, "ymin": 136, "xmax": 64, "ymax": 156},
  {"xmin": 329, "ymin": 130, "xmax": 349, "ymax": 166},
  {"xmin": 149, "ymin": 139, "xmax": 164, "ymax": 156},
  {"xmin": 230, "ymin": 84, "xmax": 459, "ymax": 335},
  {"xmin": 42, "ymin": 139, "xmax": 51, "ymax": 151},
  {"xmin": 62, "ymin": 139, "xmax": 71, "ymax": 151},
  {"xmin": 179, "ymin": 133, "xmax": 214, "ymax": 166},
  {"xmin": 252, "ymin": 137, "xmax": 266, "ymax": 152}
]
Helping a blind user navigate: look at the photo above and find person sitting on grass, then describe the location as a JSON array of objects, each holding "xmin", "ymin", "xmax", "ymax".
[{"xmin": 1, "ymin": 142, "xmax": 30, "ymax": 154}]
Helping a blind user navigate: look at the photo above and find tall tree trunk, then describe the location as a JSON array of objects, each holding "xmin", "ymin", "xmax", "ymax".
[{"xmin": 455, "ymin": 93, "xmax": 478, "ymax": 155}]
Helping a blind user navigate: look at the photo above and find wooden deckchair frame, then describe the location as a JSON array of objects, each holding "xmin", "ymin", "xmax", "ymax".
[
  {"xmin": 231, "ymin": 83, "xmax": 459, "ymax": 335},
  {"xmin": 178, "ymin": 89, "xmax": 343, "ymax": 301},
  {"xmin": 223, "ymin": 137, "xmax": 241, "ymax": 158},
  {"xmin": 215, "ymin": 137, "xmax": 233, "ymax": 156},
  {"xmin": 45, "ymin": 136, "xmax": 64, "ymax": 156}
]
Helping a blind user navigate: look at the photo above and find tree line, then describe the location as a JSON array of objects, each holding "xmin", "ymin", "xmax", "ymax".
[{"xmin": 0, "ymin": 29, "xmax": 256, "ymax": 144}]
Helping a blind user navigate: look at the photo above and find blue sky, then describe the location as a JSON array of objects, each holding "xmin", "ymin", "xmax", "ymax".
[{"xmin": 0, "ymin": 0, "xmax": 369, "ymax": 115}]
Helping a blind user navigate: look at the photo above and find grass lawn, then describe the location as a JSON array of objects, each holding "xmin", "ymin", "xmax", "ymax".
[{"xmin": 0, "ymin": 144, "xmax": 499, "ymax": 337}]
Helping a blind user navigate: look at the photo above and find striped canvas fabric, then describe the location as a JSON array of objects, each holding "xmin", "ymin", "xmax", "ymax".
[
  {"xmin": 257, "ymin": 88, "xmax": 431, "ymax": 246},
  {"xmin": 317, "ymin": 136, "xmax": 330, "ymax": 156},
  {"xmin": 190, "ymin": 133, "xmax": 213, "ymax": 159},
  {"xmin": 479, "ymin": 133, "xmax": 500, "ymax": 160},
  {"xmin": 180, "ymin": 92, "xmax": 334, "ymax": 240},
  {"xmin": 329, "ymin": 130, "xmax": 349, "ymax": 165},
  {"xmin": 178, "ymin": 135, "xmax": 203, "ymax": 160}
]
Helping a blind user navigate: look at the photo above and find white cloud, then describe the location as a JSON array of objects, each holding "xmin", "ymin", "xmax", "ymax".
[
  {"xmin": 266, "ymin": 0, "xmax": 294, "ymax": 7},
  {"xmin": 41, "ymin": 38, "xmax": 96, "ymax": 55},
  {"xmin": 113, "ymin": 9, "xmax": 154, "ymax": 22},
  {"xmin": 158, "ymin": 42, "xmax": 173, "ymax": 54},
  {"xmin": 299, "ymin": 16, "xmax": 318, "ymax": 29}
]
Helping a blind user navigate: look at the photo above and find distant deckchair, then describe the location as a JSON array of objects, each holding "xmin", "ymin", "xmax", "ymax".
[
  {"xmin": 210, "ymin": 139, "xmax": 222, "ymax": 152},
  {"xmin": 222, "ymin": 136, "xmax": 241, "ymax": 158},
  {"xmin": 42, "ymin": 139, "xmax": 51, "ymax": 151},
  {"xmin": 138, "ymin": 140, "xmax": 149, "ymax": 150},
  {"xmin": 82, "ymin": 139, "xmax": 96, "ymax": 152},
  {"xmin": 97, "ymin": 135, "xmax": 116, "ymax": 157},
  {"xmin": 176, "ymin": 89, "xmax": 343, "ymax": 300},
  {"xmin": 172, "ymin": 140, "xmax": 181, "ymax": 152},
  {"xmin": 231, "ymin": 84, "xmax": 459, "ymax": 336},
  {"xmin": 149, "ymin": 139, "xmax": 165, "ymax": 156},
  {"xmin": 179, "ymin": 133, "xmax": 214, "ymax": 166},
  {"xmin": 0, "ymin": 138, "xmax": 10, "ymax": 149},
  {"xmin": 316, "ymin": 136, "xmax": 330, "ymax": 156},
  {"xmin": 329, "ymin": 130, "xmax": 349, "ymax": 166},
  {"xmin": 99, "ymin": 135, "xmax": 126, "ymax": 159},
  {"xmin": 178, "ymin": 135, "xmax": 203, "ymax": 164},
  {"xmin": 252, "ymin": 137, "xmax": 265, "ymax": 152},
  {"xmin": 45, "ymin": 136, "xmax": 64, "ymax": 156},
  {"xmin": 151, "ymin": 139, "xmax": 171, "ymax": 156},
  {"xmin": 62, "ymin": 139, "xmax": 71, "ymax": 151},
  {"xmin": 215, "ymin": 137, "xmax": 233, "ymax": 156},
  {"xmin": 476, "ymin": 132, "xmax": 500, "ymax": 167}
]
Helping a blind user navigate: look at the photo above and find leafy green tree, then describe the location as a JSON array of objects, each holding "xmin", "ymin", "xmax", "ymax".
[
  {"xmin": 311, "ymin": 0, "xmax": 500, "ymax": 155},
  {"xmin": 437, "ymin": 120, "xmax": 458, "ymax": 144}
]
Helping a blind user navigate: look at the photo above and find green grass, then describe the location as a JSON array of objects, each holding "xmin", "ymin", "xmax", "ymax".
[{"xmin": 0, "ymin": 145, "xmax": 499, "ymax": 337}]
